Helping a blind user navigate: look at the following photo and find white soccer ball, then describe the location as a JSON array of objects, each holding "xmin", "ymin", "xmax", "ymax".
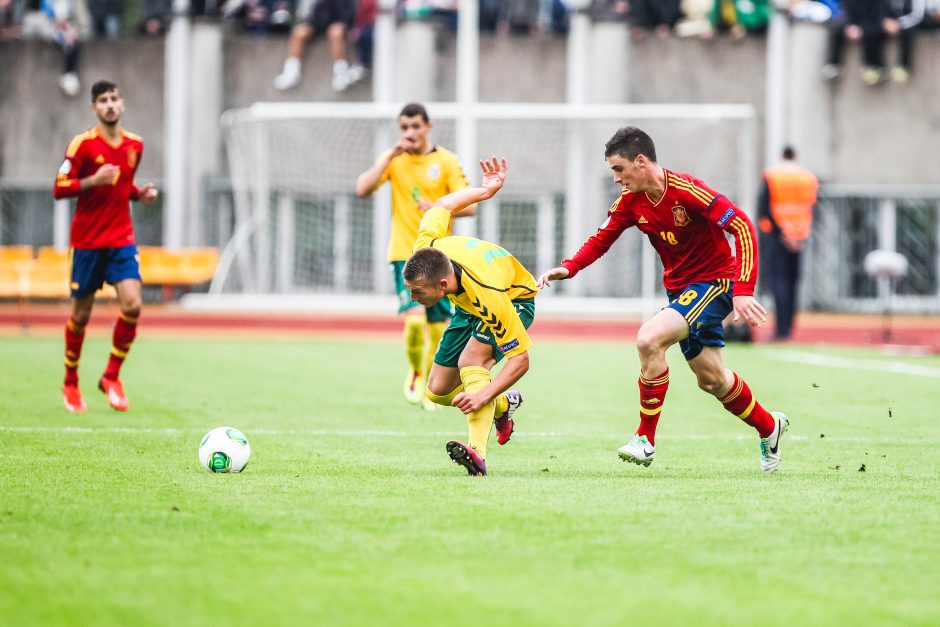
[{"xmin": 199, "ymin": 427, "xmax": 251, "ymax": 473}]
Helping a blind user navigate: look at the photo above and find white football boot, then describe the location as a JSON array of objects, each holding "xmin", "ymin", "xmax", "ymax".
[
  {"xmin": 760, "ymin": 412, "xmax": 789, "ymax": 473},
  {"xmin": 618, "ymin": 434, "xmax": 655, "ymax": 467}
]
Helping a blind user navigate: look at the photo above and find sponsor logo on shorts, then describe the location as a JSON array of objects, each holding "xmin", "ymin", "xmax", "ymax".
[
  {"xmin": 717, "ymin": 208, "xmax": 735, "ymax": 227},
  {"xmin": 499, "ymin": 339, "xmax": 519, "ymax": 352}
]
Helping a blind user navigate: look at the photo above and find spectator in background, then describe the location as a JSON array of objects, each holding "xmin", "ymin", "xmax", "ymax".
[
  {"xmin": 500, "ymin": 0, "xmax": 540, "ymax": 34},
  {"xmin": 789, "ymin": 0, "xmax": 841, "ymax": 22},
  {"xmin": 591, "ymin": 0, "xmax": 630, "ymax": 23},
  {"xmin": 926, "ymin": 0, "xmax": 940, "ymax": 25},
  {"xmin": 822, "ymin": 0, "xmax": 890, "ymax": 85},
  {"xmin": 480, "ymin": 0, "xmax": 499, "ymax": 31},
  {"xmin": 139, "ymin": 0, "xmax": 170, "ymax": 35},
  {"xmin": 707, "ymin": 0, "xmax": 770, "ymax": 39},
  {"xmin": 0, "ymin": 0, "xmax": 22, "ymax": 38},
  {"xmin": 630, "ymin": 0, "xmax": 681, "ymax": 38},
  {"xmin": 87, "ymin": 0, "xmax": 121, "ymax": 37},
  {"xmin": 675, "ymin": 0, "xmax": 715, "ymax": 37},
  {"xmin": 273, "ymin": 0, "xmax": 364, "ymax": 91},
  {"xmin": 758, "ymin": 146, "xmax": 818, "ymax": 342},
  {"xmin": 547, "ymin": 0, "xmax": 569, "ymax": 33},
  {"xmin": 21, "ymin": 0, "xmax": 82, "ymax": 96},
  {"xmin": 239, "ymin": 0, "xmax": 294, "ymax": 33},
  {"xmin": 351, "ymin": 0, "xmax": 375, "ymax": 73},
  {"xmin": 885, "ymin": 0, "xmax": 925, "ymax": 82}
]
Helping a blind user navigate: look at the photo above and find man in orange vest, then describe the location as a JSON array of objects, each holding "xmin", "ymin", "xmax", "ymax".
[{"xmin": 758, "ymin": 146, "xmax": 819, "ymax": 341}]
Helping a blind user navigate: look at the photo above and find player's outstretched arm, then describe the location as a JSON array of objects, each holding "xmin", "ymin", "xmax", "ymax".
[
  {"xmin": 434, "ymin": 156, "xmax": 507, "ymax": 214},
  {"xmin": 537, "ymin": 266, "xmax": 570, "ymax": 288}
]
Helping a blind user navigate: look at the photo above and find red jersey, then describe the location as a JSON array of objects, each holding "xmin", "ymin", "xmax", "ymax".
[
  {"xmin": 53, "ymin": 127, "xmax": 145, "ymax": 249},
  {"xmin": 561, "ymin": 169, "xmax": 759, "ymax": 296}
]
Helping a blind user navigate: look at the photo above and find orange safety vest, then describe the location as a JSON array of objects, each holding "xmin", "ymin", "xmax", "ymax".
[{"xmin": 763, "ymin": 162, "xmax": 818, "ymax": 242}]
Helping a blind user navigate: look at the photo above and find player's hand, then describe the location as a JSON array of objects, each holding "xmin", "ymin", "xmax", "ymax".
[
  {"xmin": 452, "ymin": 391, "xmax": 489, "ymax": 415},
  {"xmin": 732, "ymin": 295, "xmax": 767, "ymax": 328},
  {"xmin": 537, "ymin": 266, "xmax": 570, "ymax": 288},
  {"xmin": 479, "ymin": 156, "xmax": 507, "ymax": 198},
  {"xmin": 138, "ymin": 183, "xmax": 159, "ymax": 203},
  {"xmin": 392, "ymin": 135, "xmax": 417, "ymax": 157},
  {"xmin": 89, "ymin": 164, "xmax": 120, "ymax": 187},
  {"xmin": 417, "ymin": 198, "xmax": 433, "ymax": 212}
]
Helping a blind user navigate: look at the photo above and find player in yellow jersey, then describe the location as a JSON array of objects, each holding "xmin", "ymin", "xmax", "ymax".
[
  {"xmin": 356, "ymin": 103, "xmax": 477, "ymax": 411},
  {"xmin": 403, "ymin": 157, "xmax": 536, "ymax": 476}
]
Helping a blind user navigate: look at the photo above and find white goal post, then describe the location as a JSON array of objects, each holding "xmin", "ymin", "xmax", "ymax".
[{"xmin": 192, "ymin": 102, "xmax": 757, "ymax": 316}]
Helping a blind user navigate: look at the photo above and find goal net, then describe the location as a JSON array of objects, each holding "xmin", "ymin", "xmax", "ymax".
[{"xmin": 207, "ymin": 102, "xmax": 756, "ymax": 314}]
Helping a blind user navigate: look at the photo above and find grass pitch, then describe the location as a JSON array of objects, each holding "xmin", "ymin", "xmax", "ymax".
[{"xmin": 1, "ymin": 334, "xmax": 939, "ymax": 626}]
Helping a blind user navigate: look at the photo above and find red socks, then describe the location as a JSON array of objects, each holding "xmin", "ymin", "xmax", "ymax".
[
  {"xmin": 103, "ymin": 312, "xmax": 138, "ymax": 381},
  {"xmin": 64, "ymin": 317, "xmax": 85, "ymax": 386},
  {"xmin": 719, "ymin": 372, "xmax": 775, "ymax": 438},
  {"xmin": 637, "ymin": 369, "xmax": 669, "ymax": 445}
]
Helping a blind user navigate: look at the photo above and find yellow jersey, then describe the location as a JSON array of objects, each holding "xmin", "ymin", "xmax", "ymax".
[
  {"xmin": 374, "ymin": 145, "xmax": 470, "ymax": 261},
  {"xmin": 415, "ymin": 207, "xmax": 538, "ymax": 358}
]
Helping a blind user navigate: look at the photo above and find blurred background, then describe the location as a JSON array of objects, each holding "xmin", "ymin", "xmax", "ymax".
[{"xmin": 1, "ymin": 0, "xmax": 939, "ymax": 316}]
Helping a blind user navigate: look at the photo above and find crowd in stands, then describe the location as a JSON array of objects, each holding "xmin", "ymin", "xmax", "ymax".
[{"xmin": 1, "ymin": 0, "xmax": 938, "ymax": 95}]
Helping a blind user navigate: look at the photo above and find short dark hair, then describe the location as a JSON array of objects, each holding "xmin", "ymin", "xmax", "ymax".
[
  {"xmin": 782, "ymin": 146, "xmax": 796, "ymax": 160},
  {"xmin": 91, "ymin": 80, "xmax": 118, "ymax": 102},
  {"xmin": 403, "ymin": 247, "xmax": 451, "ymax": 283},
  {"xmin": 604, "ymin": 126, "xmax": 657, "ymax": 162},
  {"xmin": 399, "ymin": 102, "xmax": 429, "ymax": 123}
]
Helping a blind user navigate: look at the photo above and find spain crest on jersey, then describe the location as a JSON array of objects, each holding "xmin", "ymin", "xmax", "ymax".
[
  {"xmin": 127, "ymin": 150, "xmax": 139, "ymax": 169},
  {"xmin": 672, "ymin": 205, "xmax": 690, "ymax": 227}
]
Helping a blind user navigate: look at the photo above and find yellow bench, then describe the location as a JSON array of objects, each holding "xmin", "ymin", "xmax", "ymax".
[{"xmin": 0, "ymin": 246, "xmax": 219, "ymax": 300}]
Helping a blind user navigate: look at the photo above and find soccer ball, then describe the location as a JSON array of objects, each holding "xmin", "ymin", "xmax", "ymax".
[{"xmin": 199, "ymin": 427, "xmax": 251, "ymax": 473}]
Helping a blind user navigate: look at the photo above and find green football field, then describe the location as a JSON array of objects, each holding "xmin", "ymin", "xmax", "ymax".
[{"xmin": 1, "ymin": 334, "xmax": 939, "ymax": 626}]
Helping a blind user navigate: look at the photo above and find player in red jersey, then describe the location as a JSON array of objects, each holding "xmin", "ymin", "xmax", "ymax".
[
  {"xmin": 538, "ymin": 126, "xmax": 789, "ymax": 473},
  {"xmin": 53, "ymin": 80, "xmax": 158, "ymax": 412}
]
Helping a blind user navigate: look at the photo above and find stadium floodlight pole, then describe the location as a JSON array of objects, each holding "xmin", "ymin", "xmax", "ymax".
[
  {"xmin": 454, "ymin": 0, "xmax": 479, "ymax": 237},
  {"xmin": 163, "ymin": 0, "xmax": 191, "ymax": 249},
  {"xmin": 765, "ymin": 2, "xmax": 790, "ymax": 168},
  {"xmin": 369, "ymin": 0, "xmax": 397, "ymax": 294},
  {"xmin": 373, "ymin": 0, "xmax": 396, "ymax": 103},
  {"xmin": 564, "ymin": 0, "xmax": 592, "ymax": 297}
]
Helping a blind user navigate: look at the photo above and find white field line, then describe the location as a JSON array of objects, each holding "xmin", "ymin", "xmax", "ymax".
[{"xmin": 769, "ymin": 349, "xmax": 940, "ymax": 378}]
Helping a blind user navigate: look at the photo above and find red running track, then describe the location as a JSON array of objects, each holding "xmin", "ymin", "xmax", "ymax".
[{"xmin": 1, "ymin": 303, "xmax": 939, "ymax": 351}]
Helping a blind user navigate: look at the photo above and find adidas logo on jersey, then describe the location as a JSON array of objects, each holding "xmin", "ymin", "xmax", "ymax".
[{"xmin": 638, "ymin": 216, "xmax": 649, "ymax": 224}]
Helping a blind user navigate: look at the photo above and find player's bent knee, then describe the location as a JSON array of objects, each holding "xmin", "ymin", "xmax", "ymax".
[{"xmin": 635, "ymin": 330, "xmax": 663, "ymax": 358}]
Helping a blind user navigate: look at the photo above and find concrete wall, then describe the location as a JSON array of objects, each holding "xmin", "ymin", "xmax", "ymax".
[{"xmin": 2, "ymin": 24, "xmax": 939, "ymax": 185}]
